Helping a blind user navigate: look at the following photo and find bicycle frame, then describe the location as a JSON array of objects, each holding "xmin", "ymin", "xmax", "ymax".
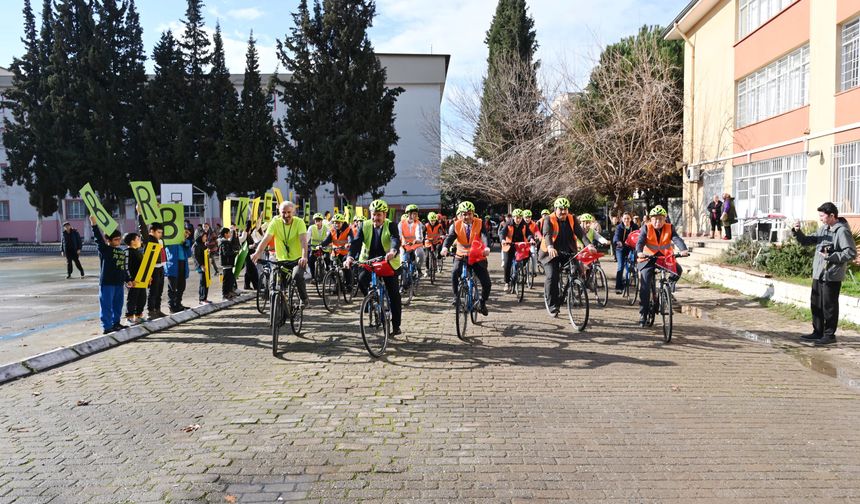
[{"xmin": 460, "ymin": 261, "xmax": 476, "ymax": 312}]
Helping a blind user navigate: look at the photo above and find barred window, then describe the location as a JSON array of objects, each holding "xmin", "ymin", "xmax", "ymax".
[
  {"xmin": 738, "ymin": 0, "xmax": 793, "ymax": 39},
  {"xmin": 842, "ymin": 18, "xmax": 860, "ymax": 92},
  {"xmin": 65, "ymin": 200, "xmax": 87, "ymax": 220},
  {"xmin": 733, "ymin": 154, "xmax": 807, "ymax": 220},
  {"xmin": 0, "ymin": 201, "xmax": 9, "ymax": 221},
  {"xmin": 736, "ymin": 45, "xmax": 809, "ymax": 127},
  {"xmin": 834, "ymin": 141, "xmax": 860, "ymax": 214}
]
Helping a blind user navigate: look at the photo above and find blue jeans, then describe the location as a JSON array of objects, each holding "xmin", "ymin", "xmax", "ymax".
[
  {"xmin": 99, "ymin": 283, "xmax": 125, "ymax": 330},
  {"xmin": 615, "ymin": 248, "xmax": 632, "ymax": 291}
]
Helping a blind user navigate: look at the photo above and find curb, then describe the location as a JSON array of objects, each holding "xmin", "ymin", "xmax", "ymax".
[{"xmin": 0, "ymin": 293, "xmax": 255, "ymax": 385}]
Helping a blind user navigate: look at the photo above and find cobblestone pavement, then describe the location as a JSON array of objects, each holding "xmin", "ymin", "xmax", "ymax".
[{"xmin": 2, "ymin": 260, "xmax": 860, "ymax": 503}]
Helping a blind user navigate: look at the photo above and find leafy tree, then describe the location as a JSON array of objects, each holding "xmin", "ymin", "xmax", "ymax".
[
  {"xmin": 207, "ymin": 22, "xmax": 239, "ymax": 197},
  {"xmin": 177, "ymin": 0, "xmax": 212, "ymax": 191},
  {"xmin": 235, "ymin": 32, "xmax": 276, "ymax": 195}
]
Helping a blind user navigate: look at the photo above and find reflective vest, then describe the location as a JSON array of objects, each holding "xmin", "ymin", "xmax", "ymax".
[
  {"xmin": 309, "ymin": 223, "xmax": 330, "ymax": 251},
  {"xmin": 425, "ymin": 222, "xmax": 443, "ymax": 246},
  {"xmin": 638, "ymin": 223, "xmax": 674, "ymax": 263},
  {"xmin": 359, "ymin": 220, "xmax": 401, "ymax": 270},
  {"xmin": 540, "ymin": 214, "xmax": 577, "ymax": 252},
  {"xmin": 502, "ymin": 222, "xmax": 528, "ymax": 252},
  {"xmin": 527, "ymin": 221, "xmax": 540, "ymax": 238},
  {"xmin": 330, "ymin": 224, "xmax": 352, "ymax": 256},
  {"xmin": 454, "ymin": 217, "xmax": 483, "ymax": 258},
  {"xmin": 400, "ymin": 220, "xmax": 422, "ymax": 252}
]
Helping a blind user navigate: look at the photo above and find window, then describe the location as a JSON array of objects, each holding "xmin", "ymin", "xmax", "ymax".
[
  {"xmin": 733, "ymin": 154, "xmax": 807, "ymax": 220},
  {"xmin": 0, "ymin": 201, "xmax": 9, "ymax": 221},
  {"xmin": 738, "ymin": 0, "xmax": 794, "ymax": 39},
  {"xmin": 736, "ymin": 45, "xmax": 809, "ymax": 127},
  {"xmin": 65, "ymin": 200, "xmax": 87, "ymax": 220},
  {"xmin": 842, "ymin": 17, "xmax": 860, "ymax": 91},
  {"xmin": 835, "ymin": 141, "xmax": 860, "ymax": 214}
]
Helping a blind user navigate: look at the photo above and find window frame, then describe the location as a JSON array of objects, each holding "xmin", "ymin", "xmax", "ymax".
[
  {"xmin": 736, "ymin": 44, "xmax": 809, "ymax": 127},
  {"xmin": 65, "ymin": 199, "xmax": 87, "ymax": 220},
  {"xmin": 834, "ymin": 141, "xmax": 860, "ymax": 215},
  {"xmin": 841, "ymin": 17, "xmax": 860, "ymax": 92},
  {"xmin": 0, "ymin": 200, "xmax": 10, "ymax": 222}
]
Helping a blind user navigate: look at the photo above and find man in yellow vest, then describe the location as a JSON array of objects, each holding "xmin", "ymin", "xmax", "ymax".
[
  {"xmin": 345, "ymin": 200, "xmax": 403, "ymax": 336},
  {"xmin": 635, "ymin": 205, "xmax": 689, "ymax": 327},
  {"xmin": 441, "ymin": 201, "xmax": 491, "ymax": 315},
  {"xmin": 307, "ymin": 212, "xmax": 330, "ymax": 281}
]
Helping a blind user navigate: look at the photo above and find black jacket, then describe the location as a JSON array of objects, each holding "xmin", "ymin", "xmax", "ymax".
[
  {"xmin": 219, "ymin": 235, "xmax": 240, "ymax": 268},
  {"xmin": 125, "ymin": 246, "xmax": 144, "ymax": 285},
  {"xmin": 93, "ymin": 225, "xmax": 129, "ymax": 286},
  {"xmin": 61, "ymin": 229, "xmax": 83, "ymax": 257}
]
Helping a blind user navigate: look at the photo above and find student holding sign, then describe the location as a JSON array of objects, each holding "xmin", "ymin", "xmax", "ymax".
[
  {"xmin": 137, "ymin": 209, "xmax": 167, "ymax": 319},
  {"xmin": 90, "ymin": 215, "xmax": 130, "ymax": 334},
  {"xmin": 165, "ymin": 222, "xmax": 194, "ymax": 313},
  {"xmin": 123, "ymin": 232, "xmax": 147, "ymax": 325},
  {"xmin": 193, "ymin": 228, "xmax": 212, "ymax": 305}
]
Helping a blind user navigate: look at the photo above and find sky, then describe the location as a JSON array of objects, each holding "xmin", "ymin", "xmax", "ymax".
[{"xmin": 0, "ymin": 0, "xmax": 685, "ymax": 153}]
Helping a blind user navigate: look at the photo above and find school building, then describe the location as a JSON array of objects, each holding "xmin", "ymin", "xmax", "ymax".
[
  {"xmin": 664, "ymin": 0, "xmax": 860, "ymax": 237},
  {"xmin": 0, "ymin": 53, "xmax": 449, "ymax": 242}
]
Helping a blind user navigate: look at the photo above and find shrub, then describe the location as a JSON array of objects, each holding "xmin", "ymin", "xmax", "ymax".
[
  {"xmin": 721, "ymin": 236, "xmax": 770, "ymax": 270},
  {"xmin": 764, "ymin": 238, "xmax": 813, "ymax": 278}
]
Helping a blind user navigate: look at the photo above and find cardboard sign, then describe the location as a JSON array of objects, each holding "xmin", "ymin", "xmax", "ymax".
[
  {"xmin": 204, "ymin": 249, "xmax": 211, "ymax": 288},
  {"xmin": 334, "ymin": 206, "xmax": 339, "ymax": 216},
  {"xmin": 303, "ymin": 201, "xmax": 311, "ymax": 225},
  {"xmin": 160, "ymin": 204, "xmax": 185, "ymax": 246},
  {"xmin": 222, "ymin": 199, "xmax": 233, "ymax": 228},
  {"xmin": 234, "ymin": 241, "xmax": 249, "ymax": 277},
  {"xmin": 130, "ymin": 181, "xmax": 160, "ymax": 225},
  {"xmin": 250, "ymin": 197, "xmax": 261, "ymax": 227},
  {"xmin": 133, "ymin": 242, "xmax": 163, "ymax": 288},
  {"xmin": 272, "ymin": 188, "xmax": 284, "ymax": 205},
  {"xmin": 388, "ymin": 207, "xmax": 395, "ymax": 222},
  {"xmin": 264, "ymin": 193, "xmax": 273, "ymax": 221},
  {"xmin": 79, "ymin": 183, "xmax": 118, "ymax": 235},
  {"xmin": 235, "ymin": 197, "xmax": 250, "ymax": 229},
  {"xmin": 344, "ymin": 205, "xmax": 353, "ymax": 222},
  {"xmin": 355, "ymin": 206, "xmax": 364, "ymax": 220}
]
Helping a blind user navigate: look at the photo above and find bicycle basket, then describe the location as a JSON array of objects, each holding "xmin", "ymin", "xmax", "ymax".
[
  {"xmin": 467, "ymin": 240, "xmax": 487, "ymax": 265},
  {"xmin": 575, "ymin": 249, "xmax": 604, "ymax": 266},
  {"xmin": 655, "ymin": 254, "xmax": 678, "ymax": 275},
  {"xmin": 624, "ymin": 230, "xmax": 641, "ymax": 249},
  {"xmin": 514, "ymin": 242, "xmax": 531, "ymax": 261}
]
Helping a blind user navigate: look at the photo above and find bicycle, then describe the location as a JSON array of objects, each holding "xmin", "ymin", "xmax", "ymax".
[
  {"xmin": 311, "ymin": 247, "xmax": 329, "ymax": 297},
  {"xmin": 640, "ymin": 253, "xmax": 684, "ymax": 343},
  {"xmin": 258, "ymin": 259, "xmax": 304, "ymax": 356},
  {"xmin": 543, "ymin": 251, "xmax": 589, "ymax": 332},
  {"xmin": 399, "ymin": 245, "xmax": 421, "ymax": 306},
  {"xmin": 621, "ymin": 249, "xmax": 638, "ymax": 306},
  {"xmin": 321, "ymin": 248, "xmax": 354, "ymax": 312},
  {"xmin": 256, "ymin": 259, "xmax": 272, "ymax": 314},
  {"xmin": 357, "ymin": 256, "xmax": 395, "ymax": 358},
  {"xmin": 577, "ymin": 249, "xmax": 608, "ymax": 308},
  {"xmin": 455, "ymin": 260, "xmax": 482, "ymax": 342},
  {"xmin": 527, "ymin": 240, "xmax": 538, "ymax": 289},
  {"xmin": 508, "ymin": 242, "xmax": 530, "ymax": 303}
]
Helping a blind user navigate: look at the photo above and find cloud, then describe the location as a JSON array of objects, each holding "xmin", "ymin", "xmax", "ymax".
[{"xmin": 227, "ymin": 7, "xmax": 265, "ymax": 21}]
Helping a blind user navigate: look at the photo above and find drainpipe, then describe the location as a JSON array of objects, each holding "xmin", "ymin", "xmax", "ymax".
[{"xmin": 674, "ymin": 22, "xmax": 697, "ymax": 235}]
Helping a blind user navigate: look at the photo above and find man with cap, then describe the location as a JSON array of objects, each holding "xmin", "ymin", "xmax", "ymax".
[{"xmin": 61, "ymin": 221, "xmax": 85, "ymax": 279}]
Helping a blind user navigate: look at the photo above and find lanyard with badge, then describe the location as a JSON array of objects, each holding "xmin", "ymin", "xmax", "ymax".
[{"xmin": 279, "ymin": 217, "xmax": 296, "ymax": 256}]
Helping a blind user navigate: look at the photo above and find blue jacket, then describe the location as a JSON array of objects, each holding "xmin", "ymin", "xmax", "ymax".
[{"xmin": 165, "ymin": 238, "xmax": 193, "ymax": 278}]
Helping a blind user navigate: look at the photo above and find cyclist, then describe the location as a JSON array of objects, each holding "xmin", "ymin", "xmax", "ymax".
[
  {"xmin": 499, "ymin": 208, "xmax": 533, "ymax": 291},
  {"xmin": 399, "ymin": 204, "xmax": 425, "ymax": 280},
  {"xmin": 350, "ymin": 214, "xmax": 364, "ymax": 241},
  {"xmin": 579, "ymin": 214, "xmax": 610, "ymax": 248},
  {"xmin": 307, "ymin": 213, "xmax": 330, "ymax": 280},
  {"xmin": 537, "ymin": 209, "xmax": 550, "ymax": 238},
  {"xmin": 635, "ymin": 205, "xmax": 689, "ymax": 327},
  {"xmin": 344, "ymin": 199, "xmax": 402, "ymax": 336},
  {"xmin": 441, "ymin": 201, "xmax": 491, "ymax": 315},
  {"xmin": 424, "ymin": 212, "xmax": 445, "ymax": 270},
  {"xmin": 318, "ymin": 213, "xmax": 354, "ymax": 287},
  {"xmin": 523, "ymin": 209, "xmax": 541, "ymax": 278},
  {"xmin": 612, "ymin": 212, "xmax": 637, "ymax": 294},
  {"xmin": 539, "ymin": 197, "xmax": 591, "ymax": 315},
  {"xmin": 250, "ymin": 201, "xmax": 310, "ymax": 305}
]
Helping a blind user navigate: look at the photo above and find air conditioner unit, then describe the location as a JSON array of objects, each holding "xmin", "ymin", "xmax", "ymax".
[{"xmin": 686, "ymin": 166, "xmax": 701, "ymax": 182}]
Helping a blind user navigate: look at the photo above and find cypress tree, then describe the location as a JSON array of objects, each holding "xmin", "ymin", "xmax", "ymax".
[
  {"xmin": 120, "ymin": 0, "xmax": 149, "ymax": 182},
  {"xmin": 177, "ymin": 0, "xmax": 212, "ymax": 191},
  {"xmin": 236, "ymin": 32, "xmax": 276, "ymax": 196},
  {"xmin": 474, "ymin": 0, "xmax": 540, "ymax": 161},
  {"xmin": 206, "ymin": 22, "xmax": 239, "ymax": 197}
]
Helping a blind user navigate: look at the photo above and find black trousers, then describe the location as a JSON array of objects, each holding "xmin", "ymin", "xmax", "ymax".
[
  {"xmin": 811, "ymin": 279, "xmax": 841, "ymax": 338},
  {"xmin": 544, "ymin": 258, "xmax": 563, "ymax": 308},
  {"xmin": 244, "ymin": 260, "xmax": 259, "ymax": 290},
  {"xmin": 451, "ymin": 259, "xmax": 491, "ymax": 303},
  {"xmin": 167, "ymin": 262, "xmax": 187, "ymax": 310},
  {"xmin": 147, "ymin": 267, "xmax": 165, "ymax": 312},
  {"xmin": 222, "ymin": 269, "xmax": 235, "ymax": 298},
  {"xmin": 709, "ymin": 218, "xmax": 722, "ymax": 233},
  {"xmin": 638, "ymin": 262, "xmax": 683, "ymax": 315},
  {"xmin": 198, "ymin": 271, "xmax": 209, "ymax": 302},
  {"xmin": 65, "ymin": 254, "xmax": 84, "ymax": 277},
  {"xmin": 357, "ymin": 268, "xmax": 402, "ymax": 329},
  {"xmin": 724, "ymin": 222, "xmax": 732, "ymax": 239},
  {"xmin": 126, "ymin": 287, "xmax": 147, "ymax": 317}
]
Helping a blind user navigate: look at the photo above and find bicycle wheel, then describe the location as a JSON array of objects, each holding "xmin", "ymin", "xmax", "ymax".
[
  {"xmin": 288, "ymin": 281, "xmax": 303, "ymax": 335},
  {"xmin": 646, "ymin": 285, "xmax": 657, "ymax": 327},
  {"xmin": 428, "ymin": 253, "xmax": 437, "ymax": 285},
  {"xmin": 271, "ymin": 292, "xmax": 285, "ymax": 355},
  {"xmin": 321, "ymin": 269, "xmax": 340, "ymax": 313},
  {"xmin": 360, "ymin": 291, "xmax": 389, "ymax": 357},
  {"xmin": 256, "ymin": 272, "xmax": 270, "ymax": 315},
  {"xmin": 627, "ymin": 270, "xmax": 639, "ymax": 306},
  {"xmin": 455, "ymin": 279, "xmax": 469, "ymax": 341},
  {"xmin": 470, "ymin": 280, "xmax": 480, "ymax": 324},
  {"xmin": 341, "ymin": 270, "xmax": 354, "ymax": 304},
  {"xmin": 526, "ymin": 261, "xmax": 535, "ymax": 289},
  {"xmin": 567, "ymin": 278, "xmax": 589, "ymax": 332},
  {"xmin": 313, "ymin": 258, "xmax": 325, "ymax": 297},
  {"xmin": 401, "ymin": 268, "xmax": 415, "ymax": 307},
  {"xmin": 516, "ymin": 265, "xmax": 526, "ymax": 303},
  {"xmin": 591, "ymin": 265, "xmax": 609, "ymax": 308},
  {"xmin": 660, "ymin": 285, "xmax": 673, "ymax": 343}
]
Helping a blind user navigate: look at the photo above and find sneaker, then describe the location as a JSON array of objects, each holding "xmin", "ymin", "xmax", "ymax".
[
  {"xmin": 80, "ymin": 273, "xmax": 85, "ymax": 278},
  {"xmin": 800, "ymin": 332, "xmax": 821, "ymax": 341},
  {"xmin": 479, "ymin": 301, "xmax": 488, "ymax": 316},
  {"xmin": 112, "ymin": 323, "xmax": 129, "ymax": 331},
  {"xmin": 451, "ymin": 298, "xmax": 459, "ymax": 307},
  {"xmin": 169, "ymin": 307, "xmax": 182, "ymax": 314},
  {"xmin": 66, "ymin": 275, "xmax": 71, "ymax": 280},
  {"xmin": 550, "ymin": 305, "xmax": 560, "ymax": 316},
  {"xmin": 615, "ymin": 290, "xmax": 623, "ymax": 295},
  {"xmin": 178, "ymin": 305, "xmax": 190, "ymax": 311},
  {"xmin": 103, "ymin": 327, "xmax": 114, "ymax": 335},
  {"xmin": 811, "ymin": 336, "xmax": 836, "ymax": 346},
  {"xmin": 391, "ymin": 327, "xmax": 402, "ymax": 337},
  {"xmin": 638, "ymin": 315, "xmax": 647, "ymax": 327}
]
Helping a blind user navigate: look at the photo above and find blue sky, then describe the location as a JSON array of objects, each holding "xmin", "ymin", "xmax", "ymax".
[{"xmin": 0, "ymin": 0, "xmax": 685, "ymax": 153}]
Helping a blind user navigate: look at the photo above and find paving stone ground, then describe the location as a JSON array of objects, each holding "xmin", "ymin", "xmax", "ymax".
[{"xmin": 2, "ymin": 258, "xmax": 860, "ymax": 503}]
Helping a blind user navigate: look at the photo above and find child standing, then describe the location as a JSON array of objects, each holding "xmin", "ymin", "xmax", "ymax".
[
  {"xmin": 193, "ymin": 228, "xmax": 212, "ymax": 304},
  {"xmin": 123, "ymin": 232, "xmax": 146, "ymax": 325},
  {"xmin": 219, "ymin": 227, "xmax": 239, "ymax": 300},
  {"xmin": 90, "ymin": 216, "xmax": 130, "ymax": 334}
]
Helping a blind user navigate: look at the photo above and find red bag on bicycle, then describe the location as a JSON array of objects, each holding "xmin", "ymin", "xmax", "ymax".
[
  {"xmin": 655, "ymin": 254, "xmax": 678, "ymax": 275},
  {"xmin": 514, "ymin": 242, "xmax": 530, "ymax": 261},
  {"xmin": 468, "ymin": 240, "xmax": 487, "ymax": 265},
  {"xmin": 624, "ymin": 230, "xmax": 641, "ymax": 249},
  {"xmin": 575, "ymin": 248, "xmax": 603, "ymax": 266},
  {"xmin": 370, "ymin": 259, "xmax": 396, "ymax": 277}
]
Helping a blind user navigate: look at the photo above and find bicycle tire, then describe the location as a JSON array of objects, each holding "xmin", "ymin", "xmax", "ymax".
[
  {"xmin": 567, "ymin": 278, "xmax": 589, "ymax": 332},
  {"xmin": 289, "ymin": 281, "xmax": 303, "ymax": 335},
  {"xmin": 271, "ymin": 292, "xmax": 284, "ymax": 355},
  {"xmin": 627, "ymin": 270, "xmax": 639, "ymax": 306},
  {"xmin": 360, "ymin": 291, "xmax": 389, "ymax": 358},
  {"xmin": 428, "ymin": 253, "xmax": 437, "ymax": 285},
  {"xmin": 455, "ymin": 279, "xmax": 469, "ymax": 341},
  {"xmin": 470, "ymin": 280, "xmax": 480, "ymax": 324},
  {"xmin": 527, "ymin": 261, "xmax": 535, "ymax": 289},
  {"xmin": 321, "ymin": 269, "xmax": 340, "ymax": 313},
  {"xmin": 342, "ymin": 270, "xmax": 354, "ymax": 304},
  {"xmin": 592, "ymin": 265, "xmax": 609, "ymax": 308},
  {"xmin": 660, "ymin": 285, "xmax": 673, "ymax": 343},
  {"xmin": 256, "ymin": 273, "xmax": 270, "ymax": 315},
  {"xmin": 401, "ymin": 267, "xmax": 415, "ymax": 307},
  {"xmin": 313, "ymin": 258, "xmax": 326, "ymax": 297},
  {"xmin": 516, "ymin": 264, "xmax": 526, "ymax": 303},
  {"xmin": 646, "ymin": 283, "xmax": 657, "ymax": 327}
]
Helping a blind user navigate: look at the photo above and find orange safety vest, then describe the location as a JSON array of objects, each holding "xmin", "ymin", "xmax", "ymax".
[
  {"xmin": 502, "ymin": 222, "xmax": 528, "ymax": 252},
  {"xmin": 638, "ymin": 223, "xmax": 674, "ymax": 262},
  {"xmin": 540, "ymin": 214, "xmax": 577, "ymax": 252},
  {"xmin": 425, "ymin": 222, "xmax": 443, "ymax": 246},
  {"xmin": 400, "ymin": 220, "xmax": 422, "ymax": 252},
  {"xmin": 330, "ymin": 224, "xmax": 352, "ymax": 256},
  {"xmin": 454, "ymin": 217, "xmax": 483, "ymax": 258},
  {"xmin": 528, "ymin": 221, "xmax": 540, "ymax": 238}
]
